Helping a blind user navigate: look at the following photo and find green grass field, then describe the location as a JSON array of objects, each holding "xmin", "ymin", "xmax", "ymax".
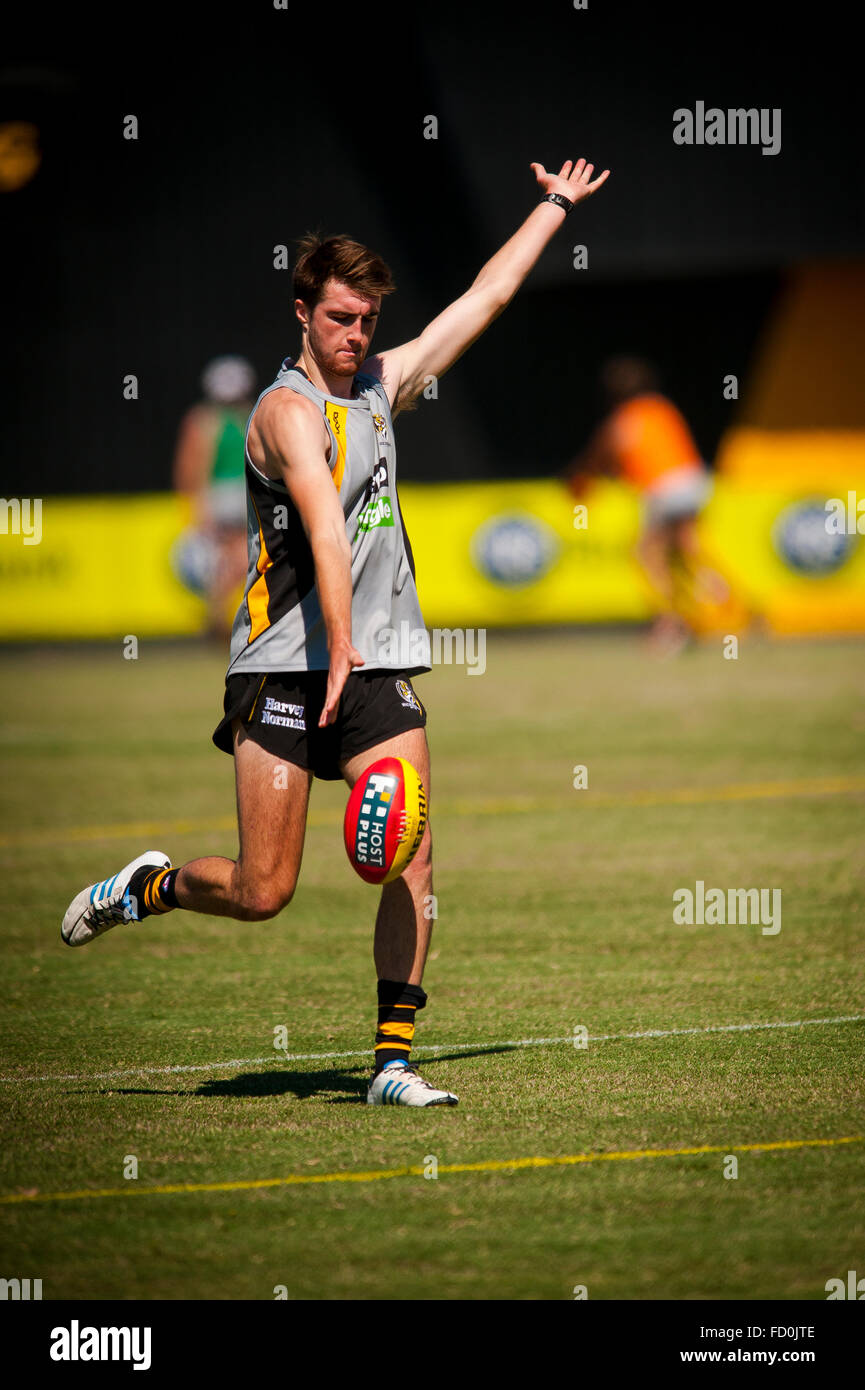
[{"xmin": 1, "ymin": 632, "xmax": 863, "ymax": 1300}]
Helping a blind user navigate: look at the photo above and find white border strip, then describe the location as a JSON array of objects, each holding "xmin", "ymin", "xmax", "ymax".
[{"xmin": 1, "ymin": 1014, "xmax": 861, "ymax": 1085}]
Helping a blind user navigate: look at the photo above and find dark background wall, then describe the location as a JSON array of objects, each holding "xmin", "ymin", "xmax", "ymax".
[{"xmin": 2, "ymin": 0, "xmax": 862, "ymax": 492}]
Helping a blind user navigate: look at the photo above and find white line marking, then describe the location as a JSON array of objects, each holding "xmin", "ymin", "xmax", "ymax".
[{"xmin": 1, "ymin": 1014, "xmax": 861, "ymax": 1086}]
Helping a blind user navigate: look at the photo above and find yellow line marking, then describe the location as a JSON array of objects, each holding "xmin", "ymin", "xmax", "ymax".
[
  {"xmin": 1, "ymin": 776, "xmax": 863, "ymax": 850},
  {"xmin": 450, "ymin": 776, "xmax": 865, "ymax": 816},
  {"xmin": 1, "ymin": 1135, "xmax": 860, "ymax": 1206}
]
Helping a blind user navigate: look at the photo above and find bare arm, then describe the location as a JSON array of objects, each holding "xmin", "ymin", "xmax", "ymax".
[
  {"xmin": 364, "ymin": 157, "xmax": 610, "ymax": 415},
  {"xmin": 565, "ymin": 418, "xmax": 618, "ymax": 481},
  {"xmin": 173, "ymin": 406, "xmax": 218, "ymax": 523},
  {"xmin": 256, "ymin": 392, "xmax": 363, "ymax": 726}
]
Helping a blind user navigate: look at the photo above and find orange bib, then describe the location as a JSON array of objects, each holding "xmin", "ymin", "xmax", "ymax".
[{"xmin": 607, "ymin": 394, "xmax": 702, "ymax": 490}]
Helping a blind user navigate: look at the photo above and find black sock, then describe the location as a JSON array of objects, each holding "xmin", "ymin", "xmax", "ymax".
[
  {"xmin": 128, "ymin": 866, "xmax": 179, "ymax": 920},
  {"xmin": 374, "ymin": 979, "xmax": 427, "ymax": 1074}
]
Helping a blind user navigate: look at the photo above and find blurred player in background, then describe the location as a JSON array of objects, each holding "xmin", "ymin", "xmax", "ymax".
[
  {"xmin": 566, "ymin": 356, "xmax": 734, "ymax": 653},
  {"xmin": 172, "ymin": 355, "xmax": 257, "ymax": 638}
]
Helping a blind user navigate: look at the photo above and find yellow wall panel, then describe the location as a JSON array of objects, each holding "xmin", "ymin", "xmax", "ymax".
[{"xmin": 2, "ymin": 468, "xmax": 864, "ymax": 639}]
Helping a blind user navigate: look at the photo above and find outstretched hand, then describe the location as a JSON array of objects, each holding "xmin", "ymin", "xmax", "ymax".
[{"xmin": 531, "ymin": 157, "xmax": 610, "ymax": 207}]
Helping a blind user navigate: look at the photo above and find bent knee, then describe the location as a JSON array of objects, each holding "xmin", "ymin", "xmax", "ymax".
[
  {"xmin": 403, "ymin": 828, "xmax": 432, "ymax": 880},
  {"xmin": 236, "ymin": 880, "xmax": 296, "ymax": 921}
]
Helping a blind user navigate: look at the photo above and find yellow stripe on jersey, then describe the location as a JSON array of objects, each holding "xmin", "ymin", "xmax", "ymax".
[
  {"xmin": 246, "ymin": 493, "xmax": 273, "ymax": 643},
  {"xmin": 324, "ymin": 401, "xmax": 348, "ymax": 491}
]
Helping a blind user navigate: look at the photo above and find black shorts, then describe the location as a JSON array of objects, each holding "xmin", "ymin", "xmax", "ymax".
[{"xmin": 212, "ymin": 668, "xmax": 427, "ymax": 780}]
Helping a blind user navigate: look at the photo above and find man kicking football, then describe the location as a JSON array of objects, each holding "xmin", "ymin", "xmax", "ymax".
[{"xmin": 61, "ymin": 155, "xmax": 610, "ymax": 1105}]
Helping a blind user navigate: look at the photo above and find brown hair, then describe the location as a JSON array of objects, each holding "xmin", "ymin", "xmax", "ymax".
[
  {"xmin": 600, "ymin": 355, "xmax": 660, "ymax": 405},
  {"xmin": 292, "ymin": 233, "xmax": 396, "ymax": 309}
]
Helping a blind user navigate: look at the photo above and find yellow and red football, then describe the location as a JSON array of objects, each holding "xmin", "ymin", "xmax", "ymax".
[{"xmin": 343, "ymin": 756, "xmax": 428, "ymax": 885}]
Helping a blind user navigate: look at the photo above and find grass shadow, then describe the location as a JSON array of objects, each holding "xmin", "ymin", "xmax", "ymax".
[{"xmin": 102, "ymin": 1045, "xmax": 518, "ymax": 1102}]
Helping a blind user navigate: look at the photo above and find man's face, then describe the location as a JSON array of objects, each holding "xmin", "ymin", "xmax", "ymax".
[{"xmin": 296, "ymin": 278, "xmax": 380, "ymax": 377}]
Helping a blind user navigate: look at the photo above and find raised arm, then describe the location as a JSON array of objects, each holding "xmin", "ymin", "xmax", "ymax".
[
  {"xmin": 364, "ymin": 158, "xmax": 610, "ymax": 416},
  {"xmin": 255, "ymin": 391, "xmax": 363, "ymax": 725}
]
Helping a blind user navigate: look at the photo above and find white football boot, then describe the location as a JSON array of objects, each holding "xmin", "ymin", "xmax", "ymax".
[
  {"xmin": 367, "ymin": 1059, "xmax": 459, "ymax": 1107},
  {"xmin": 61, "ymin": 849, "xmax": 171, "ymax": 947}
]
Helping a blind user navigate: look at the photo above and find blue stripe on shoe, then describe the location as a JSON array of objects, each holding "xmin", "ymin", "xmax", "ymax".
[
  {"xmin": 380, "ymin": 1062, "xmax": 408, "ymax": 1105},
  {"xmin": 90, "ymin": 875, "xmax": 118, "ymax": 905}
]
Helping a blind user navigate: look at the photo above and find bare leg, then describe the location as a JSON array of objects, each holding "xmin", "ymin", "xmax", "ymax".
[
  {"xmin": 636, "ymin": 521, "xmax": 676, "ymax": 607},
  {"xmin": 207, "ymin": 528, "xmax": 248, "ymax": 639},
  {"xmin": 340, "ymin": 728, "xmax": 433, "ymax": 986},
  {"xmin": 174, "ymin": 720, "xmax": 313, "ymax": 920},
  {"xmin": 672, "ymin": 516, "xmax": 732, "ymax": 604},
  {"xmin": 635, "ymin": 521, "xmax": 690, "ymax": 648}
]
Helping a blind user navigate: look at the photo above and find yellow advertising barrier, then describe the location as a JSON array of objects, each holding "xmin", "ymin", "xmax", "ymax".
[
  {"xmin": 0, "ymin": 494, "xmax": 206, "ymax": 639},
  {"xmin": 404, "ymin": 478, "xmax": 650, "ymax": 626},
  {"xmin": 2, "ymin": 472, "xmax": 864, "ymax": 639},
  {"xmin": 402, "ymin": 475, "xmax": 865, "ymax": 634}
]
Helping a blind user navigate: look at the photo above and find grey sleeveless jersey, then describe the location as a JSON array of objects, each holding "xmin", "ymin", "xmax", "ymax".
[{"xmin": 225, "ymin": 358, "xmax": 431, "ymax": 675}]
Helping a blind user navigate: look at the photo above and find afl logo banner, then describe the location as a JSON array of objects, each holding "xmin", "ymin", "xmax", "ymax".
[
  {"xmin": 471, "ymin": 512, "xmax": 560, "ymax": 588},
  {"xmin": 772, "ymin": 500, "xmax": 854, "ymax": 576}
]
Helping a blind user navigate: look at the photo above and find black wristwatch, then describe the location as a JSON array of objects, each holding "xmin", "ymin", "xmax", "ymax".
[{"xmin": 541, "ymin": 191, "xmax": 575, "ymax": 215}]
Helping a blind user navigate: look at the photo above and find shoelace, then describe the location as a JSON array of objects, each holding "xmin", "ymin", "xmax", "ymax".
[
  {"xmin": 87, "ymin": 896, "xmax": 131, "ymax": 928},
  {"xmin": 385, "ymin": 1064, "xmax": 437, "ymax": 1091}
]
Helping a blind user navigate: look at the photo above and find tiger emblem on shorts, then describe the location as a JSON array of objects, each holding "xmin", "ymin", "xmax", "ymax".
[{"xmin": 395, "ymin": 679, "xmax": 422, "ymax": 715}]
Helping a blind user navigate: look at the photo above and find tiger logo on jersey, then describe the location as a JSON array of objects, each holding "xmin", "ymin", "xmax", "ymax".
[{"xmin": 372, "ymin": 413, "xmax": 389, "ymax": 443}]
